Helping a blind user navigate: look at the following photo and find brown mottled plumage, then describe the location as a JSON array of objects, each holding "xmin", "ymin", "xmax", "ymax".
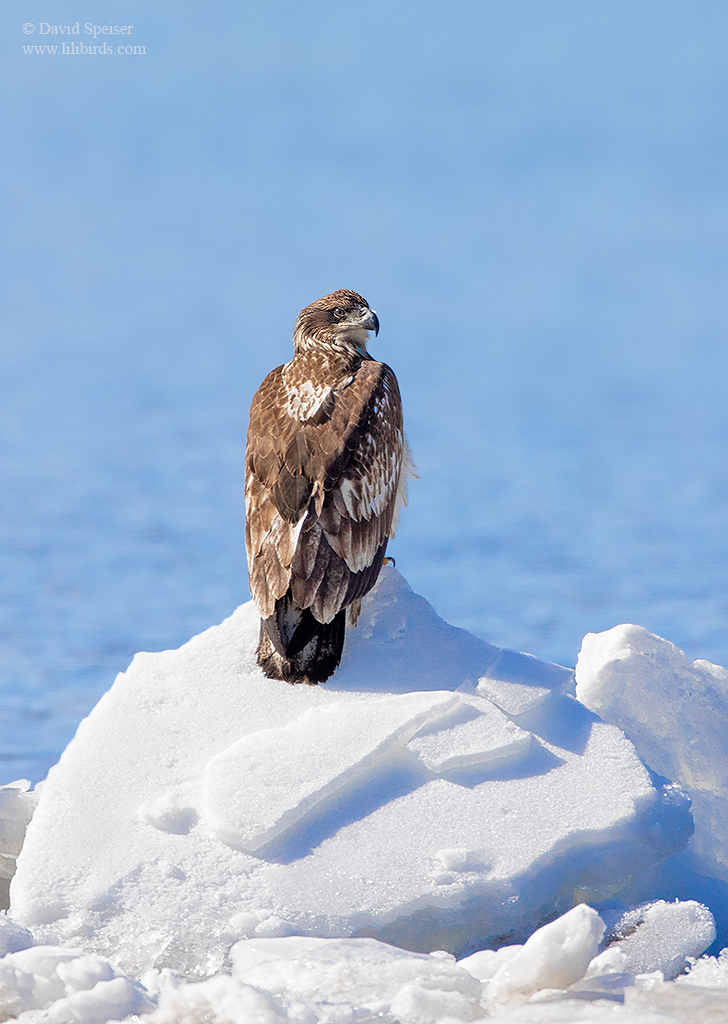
[{"xmin": 245, "ymin": 289, "xmax": 414, "ymax": 684}]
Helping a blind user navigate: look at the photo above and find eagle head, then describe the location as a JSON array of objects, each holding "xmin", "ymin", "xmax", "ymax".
[{"xmin": 293, "ymin": 289, "xmax": 379, "ymax": 356}]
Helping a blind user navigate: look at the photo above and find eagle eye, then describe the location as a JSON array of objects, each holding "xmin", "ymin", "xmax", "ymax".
[{"xmin": 332, "ymin": 307, "xmax": 344, "ymax": 319}]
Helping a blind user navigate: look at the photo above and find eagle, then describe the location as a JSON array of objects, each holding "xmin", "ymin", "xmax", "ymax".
[{"xmin": 245, "ymin": 289, "xmax": 413, "ymax": 685}]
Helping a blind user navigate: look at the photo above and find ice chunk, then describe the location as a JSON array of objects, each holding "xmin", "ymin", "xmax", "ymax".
[
  {"xmin": 599, "ymin": 900, "xmax": 716, "ymax": 980},
  {"xmin": 230, "ymin": 935, "xmax": 484, "ymax": 1021},
  {"xmin": 576, "ymin": 624, "xmax": 728, "ymax": 883},
  {"xmin": 583, "ymin": 944, "xmax": 631, "ymax": 978},
  {"xmin": 458, "ymin": 944, "xmax": 523, "ymax": 982},
  {"xmin": 146, "ymin": 975, "xmax": 287, "ymax": 1024},
  {"xmin": 252, "ymin": 915, "xmax": 297, "ymax": 938},
  {"xmin": 0, "ymin": 912, "xmax": 33, "ymax": 955},
  {"xmin": 486, "ymin": 905, "xmax": 605, "ymax": 1009},
  {"xmin": 0, "ymin": 945, "xmax": 153, "ymax": 1021},
  {"xmin": 36, "ymin": 975, "xmax": 153, "ymax": 1023},
  {"xmin": 407, "ymin": 695, "xmax": 531, "ymax": 773},
  {"xmin": 568, "ymin": 969, "xmax": 636, "ymax": 1000},
  {"xmin": 0, "ymin": 781, "xmax": 39, "ymax": 909},
  {"xmin": 203, "ymin": 691, "xmax": 458, "ymax": 852}
]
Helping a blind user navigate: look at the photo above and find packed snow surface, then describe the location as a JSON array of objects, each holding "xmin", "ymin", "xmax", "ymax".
[
  {"xmin": 204, "ymin": 690, "xmax": 459, "ymax": 854},
  {"xmin": 1, "ymin": 572, "xmax": 727, "ymax": 1022},
  {"xmin": 9, "ymin": 571, "xmax": 690, "ymax": 977}
]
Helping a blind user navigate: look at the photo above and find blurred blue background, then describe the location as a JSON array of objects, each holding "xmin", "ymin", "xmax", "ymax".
[{"xmin": 2, "ymin": 0, "xmax": 728, "ymax": 782}]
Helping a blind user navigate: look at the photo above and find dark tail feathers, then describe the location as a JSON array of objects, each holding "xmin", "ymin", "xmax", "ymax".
[{"xmin": 256, "ymin": 592, "xmax": 346, "ymax": 685}]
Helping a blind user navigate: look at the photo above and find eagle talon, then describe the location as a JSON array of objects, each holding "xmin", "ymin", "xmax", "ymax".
[{"xmin": 383, "ymin": 556, "xmax": 396, "ymax": 568}]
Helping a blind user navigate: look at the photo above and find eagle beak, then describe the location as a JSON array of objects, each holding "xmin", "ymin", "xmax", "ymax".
[{"xmin": 361, "ymin": 309, "xmax": 379, "ymax": 336}]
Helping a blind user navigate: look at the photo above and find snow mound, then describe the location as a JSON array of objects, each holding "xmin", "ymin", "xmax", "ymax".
[
  {"xmin": 10, "ymin": 572, "xmax": 692, "ymax": 978},
  {"xmin": 576, "ymin": 623, "xmax": 728, "ymax": 883}
]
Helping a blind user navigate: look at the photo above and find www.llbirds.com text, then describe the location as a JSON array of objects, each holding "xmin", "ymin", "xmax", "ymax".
[{"xmin": 23, "ymin": 42, "xmax": 146, "ymax": 54}]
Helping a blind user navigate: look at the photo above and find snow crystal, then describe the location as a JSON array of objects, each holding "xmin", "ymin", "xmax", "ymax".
[{"xmin": 680, "ymin": 947, "xmax": 728, "ymax": 988}]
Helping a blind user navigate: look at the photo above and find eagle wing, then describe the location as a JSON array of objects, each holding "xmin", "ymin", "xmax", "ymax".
[{"xmin": 245, "ymin": 360, "xmax": 406, "ymax": 624}]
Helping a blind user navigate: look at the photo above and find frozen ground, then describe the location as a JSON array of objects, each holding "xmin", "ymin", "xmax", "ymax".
[{"xmin": 0, "ymin": 572, "xmax": 726, "ymax": 1023}]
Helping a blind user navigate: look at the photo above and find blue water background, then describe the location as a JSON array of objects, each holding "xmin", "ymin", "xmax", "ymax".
[{"xmin": 2, "ymin": 1, "xmax": 728, "ymax": 783}]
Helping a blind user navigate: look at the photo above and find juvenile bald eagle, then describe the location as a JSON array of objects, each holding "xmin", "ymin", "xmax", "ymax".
[{"xmin": 245, "ymin": 289, "xmax": 413, "ymax": 684}]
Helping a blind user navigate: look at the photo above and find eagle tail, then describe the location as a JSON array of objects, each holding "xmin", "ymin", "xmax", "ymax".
[{"xmin": 256, "ymin": 593, "xmax": 346, "ymax": 685}]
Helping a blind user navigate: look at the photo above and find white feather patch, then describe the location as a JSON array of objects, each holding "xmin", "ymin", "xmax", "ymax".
[{"xmin": 283, "ymin": 377, "xmax": 332, "ymax": 421}]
